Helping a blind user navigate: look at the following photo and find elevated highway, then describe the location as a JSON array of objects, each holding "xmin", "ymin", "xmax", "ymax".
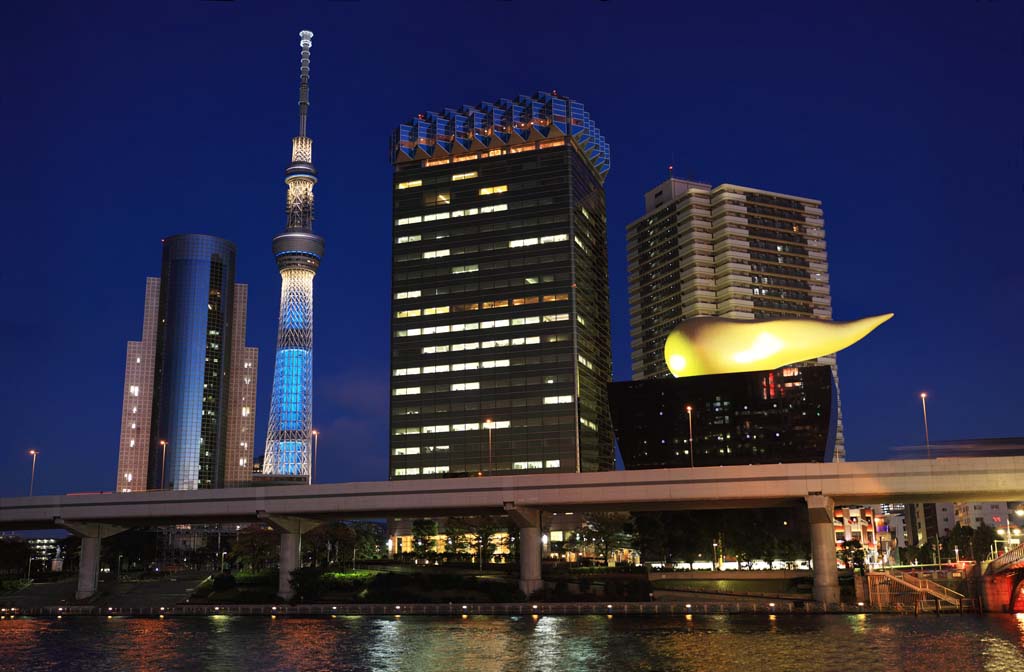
[{"xmin": 3, "ymin": 456, "xmax": 1023, "ymax": 605}]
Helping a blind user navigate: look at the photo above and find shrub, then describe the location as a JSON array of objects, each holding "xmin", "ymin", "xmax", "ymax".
[{"xmin": 212, "ymin": 572, "xmax": 237, "ymax": 592}]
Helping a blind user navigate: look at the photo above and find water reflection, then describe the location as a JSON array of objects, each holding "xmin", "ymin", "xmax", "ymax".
[{"xmin": 2, "ymin": 614, "xmax": 1024, "ymax": 672}]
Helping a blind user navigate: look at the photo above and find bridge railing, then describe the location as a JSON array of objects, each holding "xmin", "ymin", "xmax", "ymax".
[{"xmin": 988, "ymin": 543, "xmax": 1024, "ymax": 574}]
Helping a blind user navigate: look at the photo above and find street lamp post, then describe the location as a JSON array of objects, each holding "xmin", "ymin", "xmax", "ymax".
[
  {"xmin": 160, "ymin": 440, "xmax": 168, "ymax": 489},
  {"xmin": 28, "ymin": 450, "xmax": 38, "ymax": 496},
  {"xmin": 920, "ymin": 393, "xmax": 930, "ymax": 460},
  {"xmin": 484, "ymin": 418, "xmax": 494, "ymax": 475},
  {"xmin": 311, "ymin": 430, "xmax": 319, "ymax": 485},
  {"xmin": 685, "ymin": 405, "xmax": 694, "ymax": 468}
]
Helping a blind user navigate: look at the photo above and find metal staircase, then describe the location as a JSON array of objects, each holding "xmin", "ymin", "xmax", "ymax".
[{"xmin": 867, "ymin": 570, "xmax": 964, "ymax": 608}]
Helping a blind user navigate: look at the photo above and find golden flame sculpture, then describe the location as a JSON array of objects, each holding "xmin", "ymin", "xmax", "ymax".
[{"xmin": 664, "ymin": 313, "xmax": 893, "ymax": 378}]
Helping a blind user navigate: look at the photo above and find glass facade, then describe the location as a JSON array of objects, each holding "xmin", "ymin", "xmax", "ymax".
[
  {"xmin": 148, "ymin": 235, "xmax": 237, "ymax": 490},
  {"xmin": 608, "ymin": 365, "xmax": 836, "ymax": 470},
  {"xmin": 388, "ymin": 99, "xmax": 614, "ymax": 479}
]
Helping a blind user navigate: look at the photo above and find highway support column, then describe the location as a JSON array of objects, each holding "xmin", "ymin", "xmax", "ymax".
[
  {"xmin": 505, "ymin": 503, "xmax": 543, "ymax": 597},
  {"xmin": 54, "ymin": 518, "xmax": 127, "ymax": 601},
  {"xmin": 258, "ymin": 512, "xmax": 321, "ymax": 600},
  {"xmin": 806, "ymin": 494, "xmax": 840, "ymax": 606}
]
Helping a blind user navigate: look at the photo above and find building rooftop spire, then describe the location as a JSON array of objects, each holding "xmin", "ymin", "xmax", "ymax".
[{"xmin": 297, "ymin": 30, "xmax": 313, "ymax": 137}]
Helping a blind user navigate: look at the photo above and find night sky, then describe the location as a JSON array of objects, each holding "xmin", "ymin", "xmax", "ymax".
[{"xmin": 1, "ymin": 1, "xmax": 1021, "ymax": 498}]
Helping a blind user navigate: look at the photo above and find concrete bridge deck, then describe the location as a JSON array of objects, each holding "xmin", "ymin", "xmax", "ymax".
[
  {"xmin": 3, "ymin": 456, "xmax": 1023, "ymax": 528},
  {"xmin": 3, "ymin": 456, "xmax": 1022, "ymax": 607}
]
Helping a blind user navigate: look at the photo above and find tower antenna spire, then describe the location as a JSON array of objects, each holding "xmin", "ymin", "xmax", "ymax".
[
  {"xmin": 264, "ymin": 29, "xmax": 324, "ymax": 481},
  {"xmin": 298, "ymin": 30, "xmax": 313, "ymax": 137}
]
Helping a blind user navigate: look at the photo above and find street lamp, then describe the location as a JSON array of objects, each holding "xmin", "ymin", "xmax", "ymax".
[
  {"xmin": 484, "ymin": 418, "xmax": 494, "ymax": 475},
  {"xmin": 311, "ymin": 429, "xmax": 319, "ymax": 485},
  {"xmin": 28, "ymin": 450, "xmax": 38, "ymax": 496},
  {"xmin": 685, "ymin": 405, "xmax": 694, "ymax": 468},
  {"xmin": 919, "ymin": 393, "xmax": 930, "ymax": 460},
  {"xmin": 159, "ymin": 440, "xmax": 168, "ymax": 489}
]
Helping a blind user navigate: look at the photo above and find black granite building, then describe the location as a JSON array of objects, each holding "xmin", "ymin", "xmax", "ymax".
[{"xmin": 609, "ymin": 365, "xmax": 837, "ymax": 469}]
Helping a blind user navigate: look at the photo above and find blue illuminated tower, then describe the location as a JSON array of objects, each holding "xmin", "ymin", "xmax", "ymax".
[{"xmin": 262, "ymin": 30, "xmax": 324, "ymax": 478}]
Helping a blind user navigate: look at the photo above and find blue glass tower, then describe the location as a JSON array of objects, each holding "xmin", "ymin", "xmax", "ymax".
[
  {"xmin": 262, "ymin": 31, "xmax": 324, "ymax": 478},
  {"xmin": 151, "ymin": 235, "xmax": 236, "ymax": 490}
]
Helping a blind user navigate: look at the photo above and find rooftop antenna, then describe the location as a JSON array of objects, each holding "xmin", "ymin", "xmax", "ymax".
[{"xmin": 297, "ymin": 30, "xmax": 313, "ymax": 137}]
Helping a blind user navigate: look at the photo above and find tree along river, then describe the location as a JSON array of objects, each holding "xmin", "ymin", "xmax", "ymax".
[{"xmin": 2, "ymin": 613, "xmax": 1024, "ymax": 671}]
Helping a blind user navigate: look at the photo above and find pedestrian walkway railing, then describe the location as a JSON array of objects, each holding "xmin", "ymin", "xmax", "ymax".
[
  {"xmin": 3, "ymin": 599, "xmax": 972, "ymax": 619},
  {"xmin": 987, "ymin": 543, "xmax": 1024, "ymax": 574}
]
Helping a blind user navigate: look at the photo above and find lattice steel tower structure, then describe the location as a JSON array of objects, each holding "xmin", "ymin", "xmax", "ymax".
[{"xmin": 262, "ymin": 30, "xmax": 324, "ymax": 478}]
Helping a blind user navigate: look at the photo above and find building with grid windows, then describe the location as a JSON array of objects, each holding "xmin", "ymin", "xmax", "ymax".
[
  {"xmin": 387, "ymin": 91, "xmax": 613, "ymax": 479},
  {"xmin": 115, "ymin": 234, "xmax": 258, "ymax": 491},
  {"xmin": 626, "ymin": 177, "xmax": 846, "ymax": 460}
]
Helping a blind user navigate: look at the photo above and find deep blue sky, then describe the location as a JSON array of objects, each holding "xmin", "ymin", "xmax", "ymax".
[{"xmin": 0, "ymin": 1, "xmax": 1021, "ymax": 498}]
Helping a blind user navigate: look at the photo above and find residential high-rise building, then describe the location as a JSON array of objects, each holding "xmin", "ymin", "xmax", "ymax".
[
  {"xmin": 262, "ymin": 31, "xmax": 324, "ymax": 479},
  {"xmin": 115, "ymin": 234, "xmax": 258, "ymax": 492},
  {"xmin": 626, "ymin": 177, "xmax": 846, "ymax": 460},
  {"xmin": 388, "ymin": 91, "xmax": 613, "ymax": 479}
]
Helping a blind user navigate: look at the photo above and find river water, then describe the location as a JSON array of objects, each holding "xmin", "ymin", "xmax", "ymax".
[{"xmin": 2, "ymin": 613, "xmax": 1024, "ymax": 671}]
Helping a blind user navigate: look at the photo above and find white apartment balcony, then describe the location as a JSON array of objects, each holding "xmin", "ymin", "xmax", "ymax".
[
  {"xmin": 694, "ymin": 301, "xmax": 718, "ymax": 314},
  {"xmin": 804, "ymin": 223, "xmax": 825, "ymax": 236},
  {"xmin": 713, "ymin": 213, "xmax": 749, "ymax": 227},
  {"xmin": 808, "ymin": 249, "xmax": 827, "ymax": 261},
  {"xmin": 812, "ymin": 295, "xmax": 832, "ymax": 306},
  {"xmin": 712, "ymin": 239, "xmax": 749, "ymax": 256},
  {"xmin": 681, "ymin": 276, "xmax": 714, "ymax": 290},
  {"xmin": 809, "ymin": 285, "xmax": 832, "ymax": 297},
  {"xmin": 716, "ymin": 286, "xmax": 754, "ymax": 300},
  {"xmin": 720, "ymin": 299, "xmax": 755, "ymax": 313},
  {"xmin": 803, "ymin": 206, "xmax": 824, "ymax": 216},
  {"xmin": 715, "ymin": 251, "xmax": 751, "ymax": 264},
  {"xmin": 712, "ymin": 260, "xmax": 753, "ymax": 276},
  {"xmin": 809, "ymin": 261, "xmax": 828, "ymax": 272},
  {"xmin": 813, "ymin": 307, "xmax": 832, "ymax": 319},
  {"xmin": 710, "ymin": 192, "xmax": 747, "ymax": 207},
  {"xmin": 679, "ymin": 230, "xmax": 711, "ymax": 247}
]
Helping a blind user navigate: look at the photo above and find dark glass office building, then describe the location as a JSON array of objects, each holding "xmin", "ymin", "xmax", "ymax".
[
  {"xmin": 387, "ymin": 91, "xmax": 613, "ymax": 479},
  {"xmin": 609, "ymin": 365, "xmax": 836, "ymax": 469},
  {"xmin": 116, "ymin": 234, "xmax": 258, "ymax": 492}
]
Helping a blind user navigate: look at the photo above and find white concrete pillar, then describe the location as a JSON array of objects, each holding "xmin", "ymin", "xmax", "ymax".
[
  {"xmin": 278, "ymin": 531, "xmax": 301, "ymax": 600},
  {"xmin": 53, "ymin": 518, "xmax": 127, "ymax": 603},
  {"xmin": 77, "ymin": 536, "xmax": 102, "ymax": 600},
  {"xmin": 806, "ymin": 495, "xmax": 839, "ymax": 605},
  {"xmin": 518, "ymin": 525, "xmax": 543, "ymax": 596},
  {"xmin": 256, "ymin": 513, "xmax": 320, "ymax": 601},
  {"xmin": 504, "ymin": 503, "xmax": 543, "ymax": 596}
]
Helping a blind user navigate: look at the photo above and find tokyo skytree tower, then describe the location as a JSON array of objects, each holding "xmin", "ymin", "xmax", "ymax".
[{"xmin": 262, "ymin": 30, "xmax": 324, "ymax": 478}]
